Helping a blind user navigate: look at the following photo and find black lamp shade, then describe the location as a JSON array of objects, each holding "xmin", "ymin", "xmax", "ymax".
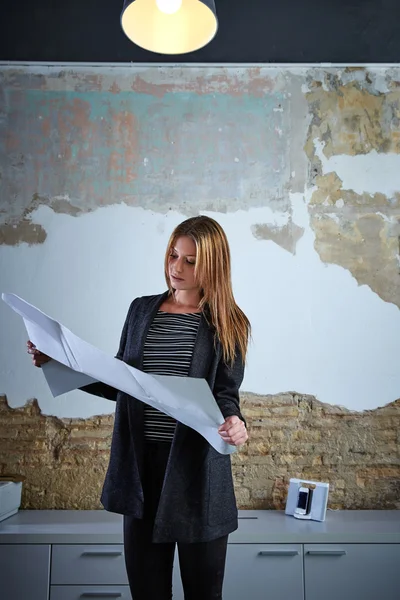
[{"xmin": 121, "ymin": 0, "xmax": 218, "ymax": 55}]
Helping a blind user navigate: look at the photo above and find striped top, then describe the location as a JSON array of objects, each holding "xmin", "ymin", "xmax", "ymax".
[{"xmin": 142, "ymin": 310, "xmax": 201, "ymax": 442}]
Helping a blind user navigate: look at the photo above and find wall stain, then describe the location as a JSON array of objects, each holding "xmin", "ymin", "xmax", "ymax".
[
  {"xmin": 0, "ymin": 67, "xmax": 292, "ymax": 244},
  {"xmin": 109, "ymin": 81, "xmax": 121, "ymax": 95},
  {"xmin": 305, "ymin": 80, "xmax": 400, "ymax": 165},
  {"xmin": 0, "ymin": 219, "xmax": 47, "ymax": 246},
  {"xmin": 252, "ymin": 220, "xmax": 305, "ymax": 255},
  {"xmin": 130, "ymin": 70, "xmax": 275, "ymax": 98},
  {"xmin": 309, "ymin": 175, "xmax": 400, "ymax": 307},
  {"xmin": 0, "ymin": 193, "xmax": 81, "ymax": 246},
  {"xmin": 305, "ymin": 74, "xmax": 400, "ymax": 308},
  {"xmin": 1, "ymin": 68, "xmax": 276, "ymax": 97},
  {"xmin": 1, "ymin": 65, "xmax": 400, "ymax": 313}
]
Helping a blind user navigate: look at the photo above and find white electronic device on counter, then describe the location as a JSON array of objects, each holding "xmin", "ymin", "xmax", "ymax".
[
  {"xmin": 285, "ymin": 477, "xmax": 329, "ymax": 522},
  {"xmin": 0, "ymin": 481, "xmax": 22, "ymax": 522}
]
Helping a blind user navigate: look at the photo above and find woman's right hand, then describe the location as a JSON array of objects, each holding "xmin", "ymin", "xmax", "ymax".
[{"xmin": 27, "ymin": 340, "xmax": 51, "ymax": 368}]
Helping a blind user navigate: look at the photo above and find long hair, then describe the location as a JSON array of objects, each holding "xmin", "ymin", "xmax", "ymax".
[{"xmin": 164, "ymin": 215, "xmax": 251, "ymax": 365}]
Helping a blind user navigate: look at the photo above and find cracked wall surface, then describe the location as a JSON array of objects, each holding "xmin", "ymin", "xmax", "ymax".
[
  {"xmin": 305, "ymin": 69, "xmax": 400, "ymax": 308},
  {"xmin": 1, "ymin": 65, "xmax": 400, "ymax": 509},
  {"xmin": 1, "ymin": 66, "xmax": 399, "ymax": 309}
]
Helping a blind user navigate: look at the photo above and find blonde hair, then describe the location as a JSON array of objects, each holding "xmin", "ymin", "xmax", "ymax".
[{"xmin": 164, "ymin": 216, "xmax": 251, "ymax": 365}]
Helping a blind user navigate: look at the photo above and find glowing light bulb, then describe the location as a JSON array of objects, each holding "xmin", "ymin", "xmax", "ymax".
[{"xmin": 156, "ymin": 0, "xmax": 182, "ymax": 15}]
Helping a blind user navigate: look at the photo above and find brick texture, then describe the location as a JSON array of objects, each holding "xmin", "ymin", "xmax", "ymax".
[{"xmin": 0, "ymin": 393, "xmax": 399, "ymax": 510}]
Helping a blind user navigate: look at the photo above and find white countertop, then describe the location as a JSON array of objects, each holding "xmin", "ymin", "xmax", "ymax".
[{"xmin": 0, "ymin": 510, "xmax": 399, "ymax": 544}]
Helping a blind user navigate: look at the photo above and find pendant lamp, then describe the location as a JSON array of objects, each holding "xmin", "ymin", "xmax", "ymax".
[{"xmin": 121, "ymin": 0, "xmax": 218, "ymax": 55}]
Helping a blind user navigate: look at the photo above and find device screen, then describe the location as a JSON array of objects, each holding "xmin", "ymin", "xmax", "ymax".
[{"xmin": 298, "ymin": 490, "xmax": 308, "ymax": 510}]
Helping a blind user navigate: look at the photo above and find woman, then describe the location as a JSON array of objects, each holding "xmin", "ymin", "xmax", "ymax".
[{"xmin": 28, "ymin": 215, "xmax": 251, "ymax": 600}]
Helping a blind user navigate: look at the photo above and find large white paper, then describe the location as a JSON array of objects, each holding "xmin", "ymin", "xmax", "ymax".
[{"xmin": 2, "ymin": 293, "xmax": 235, "ymax": 455}]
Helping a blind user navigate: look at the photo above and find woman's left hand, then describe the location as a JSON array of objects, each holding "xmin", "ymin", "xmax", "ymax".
[{"xmin": 218, "ymin": 415, "xmax": 248, "ymax": 446}]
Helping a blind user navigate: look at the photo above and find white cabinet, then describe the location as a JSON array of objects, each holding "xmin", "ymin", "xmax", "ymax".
[
  {"xmin": 304, "ymin": 544, "xmax": 400, "ymax": 600},
  {"xmin": 223, "ymin": 544, "xmax": 304, "ymax": 600},
  {"xmin": 48, "ymin": 541, "xmax": 400, "ymax": 600},
  {"xmin": 51, "ymin": 545, "xmax": 129, "ymax": 585},
  {"xmin": 171, "ymin": 533, "xmax": 400, "ymax": 600},
  {"xmin": 175, "ymin": 541, "xmax": 400, "ymax": 600},
  {"xmin": 0, "ymin": 544, "xmax": 50, "ymax": 600},
  {"xmin": 51, "ymin": 544, "xmax": 130, "ymax": 600},
  {"xmin": 0, "ymin": 510, "xmax": 399, "ymax": 600}
]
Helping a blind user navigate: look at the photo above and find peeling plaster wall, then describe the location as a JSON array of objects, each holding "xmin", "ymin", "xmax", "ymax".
[
  {"xmin": 304, "ymin": 71, "xmax": 400, "ymax": 310},
  {"xmin": 1, "ymin": 65, "xmax": 400, "ymax": 417},
  {"xmin": 1, "ymin": 64, "xmax": 399, "ymax": 509}
]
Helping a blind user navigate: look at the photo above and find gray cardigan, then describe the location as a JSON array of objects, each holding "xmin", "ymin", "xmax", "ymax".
[{"xmin": 82, "ymin": 291, "xmax": 246, "ymax": 543}]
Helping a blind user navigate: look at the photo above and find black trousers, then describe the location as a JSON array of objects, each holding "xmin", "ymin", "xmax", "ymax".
[{"xmin": 123, "ymin": 441, "xmax": 228, "ymax": 600}]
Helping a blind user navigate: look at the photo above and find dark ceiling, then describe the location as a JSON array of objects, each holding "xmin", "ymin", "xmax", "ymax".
[{"xmin": 1, "ymin": 0, "xmax": 399, "ymax": 63}]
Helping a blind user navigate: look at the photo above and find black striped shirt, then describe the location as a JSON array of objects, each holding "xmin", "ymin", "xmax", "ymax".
[{"xmin": 142, "ymin": 310, "xmax": 201, "ymax": 442}]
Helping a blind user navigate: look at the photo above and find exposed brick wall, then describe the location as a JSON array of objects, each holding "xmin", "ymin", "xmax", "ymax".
[
  {"xmin": 234, "ymin": 393, "xmax": 400, "ymax": 509},
  {"xmin": 1, "ymin": 393, "xmax": 399, "ymax": 510}
]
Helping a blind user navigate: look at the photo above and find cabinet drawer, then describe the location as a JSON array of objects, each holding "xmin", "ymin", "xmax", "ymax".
[
  {"xmin": 304, "ymin": 544, "xmax": 400, "ymax": 600},
  {"xmin": 50, "ymin": 586, "xmax": 132, "ymax": 600},
  {"xmin": 223, "ymin": 544, "xmax": 304, "ymax": 600},
  {"xmin": 51, "ymin": 545, "xmax": 128, "ymax": 585}
]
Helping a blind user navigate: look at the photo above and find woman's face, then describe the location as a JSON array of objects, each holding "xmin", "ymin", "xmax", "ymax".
[{"xmin": 168, "ymin": 236, "xmax": 198, "ymax": 292}]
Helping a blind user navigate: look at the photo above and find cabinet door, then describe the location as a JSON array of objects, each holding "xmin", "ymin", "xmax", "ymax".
[
  {"xmin": 51, "ymin": 545, "xmax": 128, "ymax": 585},
  {"xmin": 223, "ymin": 544, "xmax": 304, "ymax": 600},
  {"xmin": 0, "ymin": 544, "xmax": 50, "ymax": 600},
  {"xmin": 304, "ymin": 544, "xmax": 400, "ymax": 600}
]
